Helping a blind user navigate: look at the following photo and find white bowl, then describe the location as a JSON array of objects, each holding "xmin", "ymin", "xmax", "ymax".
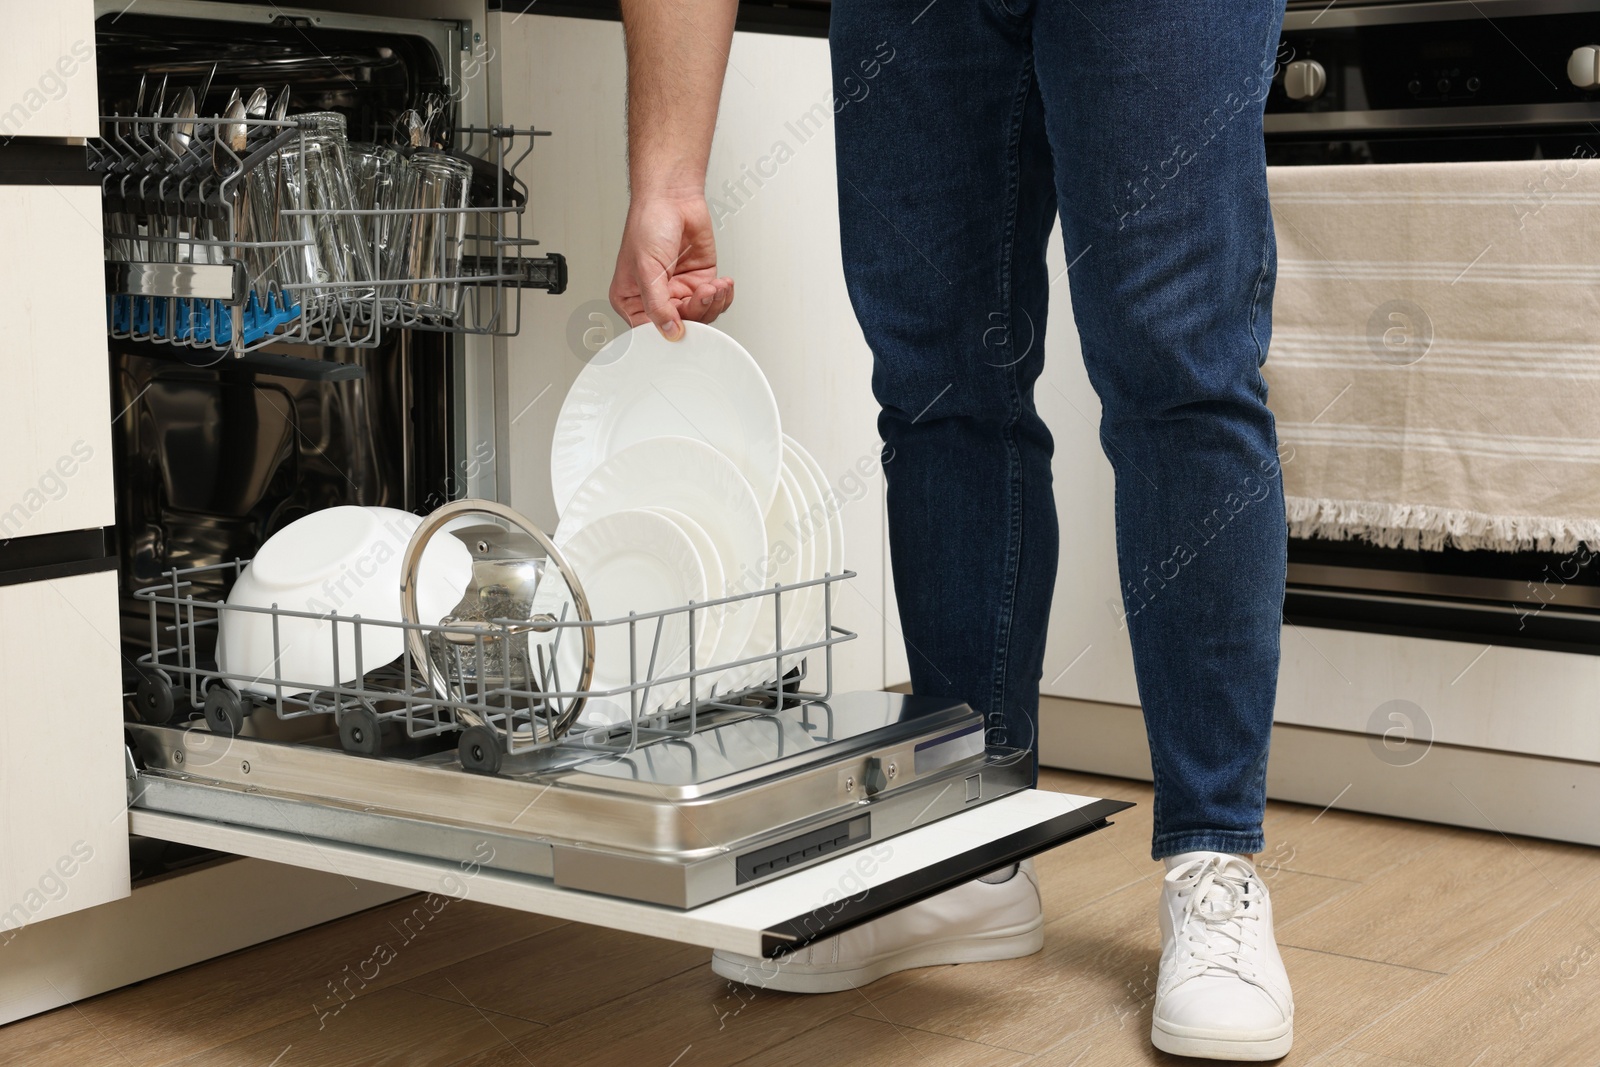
[{"xmin": 218, "ymin": 505, "xmax": 473, "ymax": 696}]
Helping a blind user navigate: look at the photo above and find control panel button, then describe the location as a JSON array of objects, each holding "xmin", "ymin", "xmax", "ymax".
[
  {"xmin": 1569, "ymin": 45, "xmax": 1600, "ymax": 89},
  {"xmin": 1284, "ymin": 58, "xmax": 1328, "ymax": 101}
]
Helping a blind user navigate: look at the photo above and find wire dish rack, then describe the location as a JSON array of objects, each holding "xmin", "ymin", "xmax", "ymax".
[
  {"xmin": 131, "ymin": 560, "xmax": 857, "ymax": 774},
  {"xmin": 92, "ymin": 111, "xmax": 565, "ymax": 358}
]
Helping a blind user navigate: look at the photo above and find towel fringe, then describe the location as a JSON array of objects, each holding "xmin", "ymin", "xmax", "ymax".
[{"xmin": 1284, "ymin": 496, "xmax": 1600, "ymax": 554}]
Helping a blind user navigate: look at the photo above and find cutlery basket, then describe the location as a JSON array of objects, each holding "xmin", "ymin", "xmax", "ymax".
[
  {"xmin": 131, "ymin": 559, "xmax": 857, "ymax": 773},
  {"xmin": 93, "ymin": 110, "xmax": 564, "ymax": 357}
]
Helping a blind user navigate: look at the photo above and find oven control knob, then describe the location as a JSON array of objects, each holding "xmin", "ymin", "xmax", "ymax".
[
  {"xmin": 1284, "ymin": 58, "xmax": 1327, "ymax": 101},
  {"xmin": 1568, "ymin": 45, "xmax": 1600, "ymax": 89}
]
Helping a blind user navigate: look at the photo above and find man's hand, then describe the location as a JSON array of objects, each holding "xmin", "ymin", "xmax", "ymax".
[
  {"xmin": 609, "ymin": 194, "xmax": 734, "ymax": 339},
  {"xmin": 613, "ymin": 0, "xmax": 739, "ymax": 340}
]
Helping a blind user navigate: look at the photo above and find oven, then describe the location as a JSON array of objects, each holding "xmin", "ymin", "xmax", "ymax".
[{"xmin": 1268, "ymin": 0, "xmax": 1600, "ymax": 655}]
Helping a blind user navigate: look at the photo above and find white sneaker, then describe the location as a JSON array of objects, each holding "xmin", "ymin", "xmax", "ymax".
[
  {"xmin": 710, "ymin": 858, "xmax": 1044, "ymax": 993},
  {"xmin": 1152, "ymin": 851, "xmax": 1293, "ymax": 1061}
]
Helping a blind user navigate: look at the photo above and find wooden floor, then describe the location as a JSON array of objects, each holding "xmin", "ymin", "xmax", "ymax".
[{"xmin": 6, "ymin": 767, "xmax": 1599, "ymax": 1067}]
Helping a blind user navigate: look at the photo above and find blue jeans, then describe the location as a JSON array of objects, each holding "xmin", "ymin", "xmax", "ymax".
[{"xmin": 831, "ymin": 0, "xmax": 1287, "ymax": 859}]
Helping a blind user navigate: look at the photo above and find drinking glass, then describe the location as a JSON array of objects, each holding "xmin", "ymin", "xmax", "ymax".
[
  {"xmin": 348, "ymin": 142, "xmax": 416, "ymax": 316},
  {"xmin": 278, "ymin": 112, "xmax": 375, "ymax": 324},
  {"xmin": 397, "ymin": 149, "xmax": 472, "ymax": 323}
]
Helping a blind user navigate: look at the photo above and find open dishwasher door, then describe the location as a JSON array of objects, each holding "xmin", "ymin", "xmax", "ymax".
[{"xmin": 125, "ymin": 692, "xmax": 1132, "ymax": 959}]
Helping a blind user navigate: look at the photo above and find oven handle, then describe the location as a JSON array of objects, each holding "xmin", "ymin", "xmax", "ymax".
[{"xmin": 1267, "ymin": 100, "xmax": 1600, "ymax": 137}]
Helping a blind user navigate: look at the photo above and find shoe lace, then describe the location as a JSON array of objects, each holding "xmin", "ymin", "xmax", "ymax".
[{"xmin": 1168, "ymin": 858, "xmax": 1264, "ymax": 983}]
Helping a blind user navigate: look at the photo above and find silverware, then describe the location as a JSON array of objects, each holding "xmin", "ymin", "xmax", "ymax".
[
  {"xmin": 216, "ymin": 93, "xmax": 249, "ymax": 170},
  {"xmin": 271, "ymin": 85, "xmax": 291, "ymax": 122},
  {"xmin": 132, "ymin": 73, "xmax": 151, "ymax": 148},
  {"xmin": 152, "ymin": 73, "xmax": 169, "ymax": 130},
  {"xmin": 168, "ymin": 87, "xmax": 196, "ymax": 156},
  {"xmin": 197, "ymin": 62, "xmax": 217, "ymax": 114},
  {"xmin": 242, "ymin": 87, "xmax": 270, "ymax": 150}
]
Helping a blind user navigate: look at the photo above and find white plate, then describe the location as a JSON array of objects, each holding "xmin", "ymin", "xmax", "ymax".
[
  {"xmin": 641, "ymin": 506, "xmax": 726, "ymax": 698},
  {"xmin": 553, "ymin": 437, "xmax": 766, "ymax": 697},
  {"xmin": 551, "ymin": 322, "xmax": 782, "ymax": 513},
  {"xmin": 776, "ymin": 463, "xmax": 816, "ymax": 678},
  {"xmin": 782, "ymin": 435, "xmax": 845, "ymax": 579},
  {"xmin": 729, "ymin": 468, "xmax": 805, "ymax": 692},
  {"xmin": 218, "ymin": 506, "xmax": 473, "ymax": 696},
  {"xmin": 778, "ymin": 451, "xmax": 829, "ymax": 664},
  {"xmin": 556, "ymin": 509, "xmax": 707, "ymax": 713}
]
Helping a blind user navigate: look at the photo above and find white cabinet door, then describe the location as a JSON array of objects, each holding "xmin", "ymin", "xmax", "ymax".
[
  {"xmin": 0, "ymin": 181, "xmax": 115, "ymax": 541},
  {"xmin": 489, "ymin": 13, "xmax": 888, "ymax": 694},
  {"xmin": 0, "ymin": 1, "xmax": 99, "ymax": 141},
  {"xmin": 0, "ymin": 570, "xmax": 130, "ymax": 930}
]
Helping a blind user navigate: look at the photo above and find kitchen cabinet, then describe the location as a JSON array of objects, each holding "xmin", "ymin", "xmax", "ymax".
[
  {"xmin": 0, "ymin": 144, "xmax": 124, "ymax": 936},
  {"xmin": 0, "ymin": 182, "xmax": 116, "ymax": 541},
  {"xmin": 0, "ymin": 1, "xmax": 100, "ymax": 141},
  {"xmin": 0, "ymin": 571, "xmax": 129, "ymax": 930}
]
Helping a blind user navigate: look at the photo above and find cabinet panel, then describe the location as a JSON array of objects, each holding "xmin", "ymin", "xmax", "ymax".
[
  {"xmin": 0, "ymin": 570, "xmax": 130, "ymax": 931},
  {"xmin": 0, "ymin": 1, "xmax": 99, "ymax": 140},
  {"xmin": 0, "ymin": 183, "xmax": 115, "ymax": 541},
  {"xmin": 1276, "ymin": 624, "xmax": 1600, "ymax": 763}
]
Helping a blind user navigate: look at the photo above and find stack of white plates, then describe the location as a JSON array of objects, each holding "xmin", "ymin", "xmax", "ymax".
[{"xmin": 550, "ymin": 322, "xmax": 844, "ymax": 721}]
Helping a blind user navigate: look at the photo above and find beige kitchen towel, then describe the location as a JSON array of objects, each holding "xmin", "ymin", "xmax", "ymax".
[{"xmin": 1263, "ymin": 158, "xmax": 1600, "ymax": 552}]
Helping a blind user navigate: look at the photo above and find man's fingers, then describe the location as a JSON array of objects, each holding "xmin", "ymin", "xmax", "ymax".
[
  {"xmin": 678, "ymin": 281, "xmax": 720, "ymax": 323},
  {"xmin": 702, "ymin": 281, "xmax": 733, "ymax": 324},
  {"xmin": 711, "ymin": 277, "xmax": 735, "ymax": 320},
  {"xmin": 636, "ymin": 256, "xmax": 684, "ymax": 340}
]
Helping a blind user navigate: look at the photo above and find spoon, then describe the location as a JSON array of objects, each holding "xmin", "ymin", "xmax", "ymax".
[
  {"xmin": 168, "ymin": 87, "xmax": 197, "ymax": 157},
  {"xmin": 241, "ymin": 87, "xmax": 270, "ymax": 149},
  {"xmin": 216, "ymin": 93, "xmax": 249, "ymax": 168},
  {"xmin": 120, "ymin": 73, "xmax": 146, "ymax": 154},
  {"xmin": 152, "ymin": 73, "xmax": 169, "ymax": 137},
  {"xmin": 197, "ymin": 62, "xmax": 218, "ymax": 114},
  {"xmin": 271, "ymin": 85, "xmax": 291, "ymax": 122}
]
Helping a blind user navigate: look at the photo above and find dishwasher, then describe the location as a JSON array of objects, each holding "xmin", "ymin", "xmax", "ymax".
[{"xmin": 98, "ymin": 0, "xmax": 1132, "ymax": 959}]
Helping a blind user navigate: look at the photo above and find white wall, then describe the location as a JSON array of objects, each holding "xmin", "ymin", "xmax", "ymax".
[{"xmin": 490, "ymin": 14, "xmax": 887, "ymax": 693}]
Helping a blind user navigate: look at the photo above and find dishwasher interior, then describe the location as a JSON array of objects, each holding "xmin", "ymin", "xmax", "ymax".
[{"xmin": 99, "ymin": 1, "xmax": 1131, "ymax": 948}]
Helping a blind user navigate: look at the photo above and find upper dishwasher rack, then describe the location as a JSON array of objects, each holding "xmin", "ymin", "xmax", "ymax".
[{"xmin": 92, "ymin": 110, "xmax": 567, "ymax": 357}]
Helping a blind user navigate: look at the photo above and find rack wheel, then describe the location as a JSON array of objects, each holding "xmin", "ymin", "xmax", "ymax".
[
  {"xmin": 134, "ymin": 672, "xmax": 175, "ymax": 724},
  {"xmin": 203, "ymin": 686, "xmax": 246, "ymax": 736},
  {"xmin": 339, "ymin": 706, "xmax": 383, "ymax": 756},
  {"xmin": 458, "ymin": 725, "xmax": 503, "ymax": 776}
]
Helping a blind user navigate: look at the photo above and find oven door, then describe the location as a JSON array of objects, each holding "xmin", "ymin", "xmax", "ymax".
[{"xmin": 1268, "ymin": 0, "xmax": 1600, "ymax": 654}]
